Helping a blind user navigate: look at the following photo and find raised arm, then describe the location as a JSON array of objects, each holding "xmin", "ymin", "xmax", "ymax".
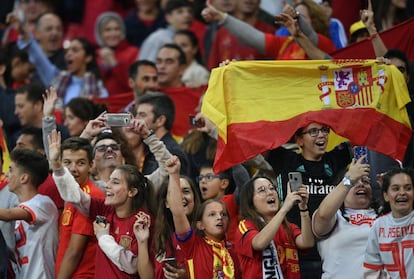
[
  {"xmin": 202, "ymin": 2, "xmax": 266, "ymax": 54},
  {"xmin": 361, "ymin": 0, "xmax": 388, "ymax": 57},
  {"xmin": 276, "ymin": 13, "xmax": 331, "ymax": 60},
  {"xmin": 48, "ymin": 129, "xmax": 91, "ymax": 215},
  {"xmin": 42, "ymin": 87, "xmax": 58, "ymax": 162},
  {"xmin": 313, "ymin": 157, "xmax": 370, "ymax": 237},
  {"xmin": 166, "ymin": 156, "xmax": 191, "ymax": 235},
  {"xmin": 7, "ymin": 13, "xmax": 60, "ymax": 86},
  {"xmin": 133, "ymin": 212, "xmax": 154, "ymax": 279},
  {"xmin": 252, "ymin": 185, "xmax": 307, "ymax": 250},
  {"xmin": 201, "ymin": 1, "xmax": 317, "ymax": 55},
  {"xmin": 128, "ymin": 118, "xmax": 172, "ymax": 193}
]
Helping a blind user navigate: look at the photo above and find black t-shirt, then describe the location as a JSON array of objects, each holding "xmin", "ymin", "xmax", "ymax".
[{"xmin": 266, "ymin": 142, "xmax": 352, "ymax": 261}]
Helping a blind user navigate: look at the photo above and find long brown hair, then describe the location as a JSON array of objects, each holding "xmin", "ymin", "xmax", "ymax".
[
  {"xmin": 239, "ymin": 175, "xmax": 295, "ymax": 245},
  {"xmin": 153, "ymin": 176, "xmax": 201, "ymax": 256},
  {"xmin": 116, "ymin": 164, "xmax": 155, "ymax": 215},
  {"xmin": 295, "ymin": 0, "xmax": 330, "ymax": 38}
]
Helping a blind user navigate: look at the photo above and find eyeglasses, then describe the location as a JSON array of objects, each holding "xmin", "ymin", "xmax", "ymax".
[
  {"xmin": 397, "ymin": 66, "xmax": 407, "ymax": 74},
  {"xmin": 94, "ymin": 144, "xmax": 121, "ymax": 153},
  {"xmin": 197, "ymin": 173, "xmax": 222, "ymax": 183},
  {"xmin": 302, "ymin": 126, "xmax": 330, "ymax": 137},
  {"xmin": 255, "ymin": 184, "xmax": 277, "ymax": 196}
]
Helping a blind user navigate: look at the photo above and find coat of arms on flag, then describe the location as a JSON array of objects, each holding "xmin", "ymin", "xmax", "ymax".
[{"xmin": 333, "ymin": 66, "xmax": 374, "ymax": 108}]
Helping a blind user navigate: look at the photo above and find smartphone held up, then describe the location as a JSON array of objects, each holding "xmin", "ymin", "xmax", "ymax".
[
  {"xmin": 288, "ymin": 172, "xmax": 303, "ymax": 192},
  {"xmin": 353, "ymin": 146, "xmax": 368, "ymax": 164},
  {"xmin": 189, "ymin": 115, "xmax": 204, "ymax": 128},
  {"xmin": 105, "ymin": 113, "xmax": 132, "ymax": 127}
]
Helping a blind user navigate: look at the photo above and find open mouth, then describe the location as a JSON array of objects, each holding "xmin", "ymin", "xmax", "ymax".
[
  {"xmin": 356, "ymin": 189, "xmax": 367, "ymax": 196},
  {"xmin": 396, "ymin": 197, "xmax": 408, "ymax": 204},
  {"xmin": 267, "ymin": 198, "xmax": 275, "ymax": 204},
  {"xmin": 315, "ymin": 140, "xmax": 326, "ymax": 147}
]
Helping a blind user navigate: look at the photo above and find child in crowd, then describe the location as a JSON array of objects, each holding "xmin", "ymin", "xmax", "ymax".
[
  {"xmin": 166, "ymin": 155, "xmax": 241, "ymax": 278},
  {"xmin": 2, "ymin": 149, "xmax": 58, "ymax": 278},
  {"xmin": 153, "ymin": 175, "xmax": 201, "ymax": 278},
  {"xmin": 364, "ymin": 167, "xmax": 414, "ymax": 278}
]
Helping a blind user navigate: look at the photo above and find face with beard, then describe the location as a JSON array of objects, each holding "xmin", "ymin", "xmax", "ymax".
[{"xmin": 93, "ymin": 139, "xmax": 124, "ymax": 172}]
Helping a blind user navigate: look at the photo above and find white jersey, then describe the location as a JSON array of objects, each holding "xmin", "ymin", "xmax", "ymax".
[
  {"xmin": 15, "ymin": 194, "xmax": 58, "ymax": 279},
  {"xmin": 364, "ymin": 210, "xmax": 414, "ymax": 279},
  {"xmin": 316, "ymin": 208, "xmax": 377, "ymax": 279}
]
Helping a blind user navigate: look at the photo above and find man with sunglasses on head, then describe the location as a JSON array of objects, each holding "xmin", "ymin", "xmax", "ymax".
[{"xmin": 266, "ymin": 122, "xmax": 352, "ymax": 279}]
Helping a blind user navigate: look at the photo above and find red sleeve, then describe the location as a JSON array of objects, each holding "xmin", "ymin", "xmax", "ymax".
[
  {"xmin": 316, "ymin": 34, "xmax": 336, "ymax": 54},
  {"xmin": 264, "ymin": 33, "xmax": 287, "ymax": 59},
  {"xmin": 289, "ymin": 222, "xmax": 302, "ymax": 240},
  {"xmin": 71, "ymin": 205, "xmax": 94, "ymax": 236},
  {"xmin": 237, "ymin": 219, "xmax": 259, "ymax": 258}
]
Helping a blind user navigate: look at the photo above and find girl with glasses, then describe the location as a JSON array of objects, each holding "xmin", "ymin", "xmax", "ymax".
[{"xmin": 236, "ymin": 175, "xmax": 313, "ymax": 279}]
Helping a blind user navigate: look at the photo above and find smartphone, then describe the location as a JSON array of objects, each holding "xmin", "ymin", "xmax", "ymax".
[
  {"xmin": 95, "ymin": 215, "xmax": 107, "ymax": 225},
  {"xmin": 288, "ymin": 172, "xmax": 303, "ymax": 192},
  {"xmin": 105, "ymin": 113, "xmax": 131, "ymax": 127},
  {"xmin": 189, "ymin": 115, "xmax": 204, "ymax": 128},
  {"xmin": 161, "ymin": 257, "xmax": 177, "ymax": 269},
  {"xmin": 353, "ymin": 146, "xmax": 368, "ymax": 164}
]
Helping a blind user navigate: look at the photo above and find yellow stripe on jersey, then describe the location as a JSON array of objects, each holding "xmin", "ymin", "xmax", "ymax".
[
  {"xmin": 238, "ymin": 220, "xmax": 249, "ymax": 234},
  {"xmin": 187, "ymin": 259, "xmax": 194, "ymax": 279}
]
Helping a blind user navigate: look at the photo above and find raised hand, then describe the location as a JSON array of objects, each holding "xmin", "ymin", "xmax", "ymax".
[
  {"xmin": 296, "ymin": 186, "xmax": 309, "ymax": 210},
  {"xmin": 346, "ymin": 156, "xmax": 371, "ymax": 184},
  {"xmin": 201, "ymin": 0, "xmax": 226, "ymax": 23},
  {"xmin": 275, "ymin": 13, "xmax": 299, "ymax": 36},
  {"xmin": 43, "ymin": 87, "xmax": 58, "ymax": 117},
  {"xmin": 133, "ymin": 211, "xmax": 151, "ymax": 243},
  {"xmin": 128, "ymin": 118, "xmax": 151, "ymax": 138},
  {"xmin": 80, "ymin": 112, "xmax": 109, "ymax": 140},
  {"xmin": 47, "ymin": 129, "xmax": 62, "ymax": 170},
  {"xmin": 361, "ymin": 0, "xmax": 375, "ymax": 31},
  {"xmin": 165, "ymin": 156, "xmax": 180, "ymax": 175},
  {"xmin": 283, "ymin": 182, "xmax": 304, "ymax": 212}
]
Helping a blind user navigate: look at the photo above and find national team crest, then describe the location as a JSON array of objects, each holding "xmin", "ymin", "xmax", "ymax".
[{"xmin": 333, "ymin": 66, "xmax": 374, "ymax": 108}]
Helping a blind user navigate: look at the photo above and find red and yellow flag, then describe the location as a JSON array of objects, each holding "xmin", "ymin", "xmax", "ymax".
[
  {"xmin": 0, "ymin": 128, "xmax": 10, "ymax": 174},
  {"xmin": 202, "ymin": 60, "xmax": 412, "ymax": 172}
]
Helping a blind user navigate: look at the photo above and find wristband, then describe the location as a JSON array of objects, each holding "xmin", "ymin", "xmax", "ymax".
[{"xmin": 299, "ymin": 208, "xmax": 308, "ymax": 212}]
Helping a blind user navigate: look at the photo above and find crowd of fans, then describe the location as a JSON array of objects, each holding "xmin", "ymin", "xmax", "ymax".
[{"xmin": 0, "ymin": 0, "xmax": 414, "ymax": 278}]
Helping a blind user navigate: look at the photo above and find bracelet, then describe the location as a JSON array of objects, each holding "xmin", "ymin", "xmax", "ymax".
[{"xmin": 299, "ymin": 208, "xmax": 308, "ymax": 212}]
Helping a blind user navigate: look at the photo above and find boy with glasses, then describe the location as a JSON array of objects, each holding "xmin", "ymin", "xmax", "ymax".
[{"xmin": 266, "ymin": 122, "xmax": 352, "ymax": 278}]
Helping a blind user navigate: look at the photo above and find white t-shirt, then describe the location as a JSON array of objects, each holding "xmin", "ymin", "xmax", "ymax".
[
  {"xmin": 364, "ymin": 210, "xmax": 414, "ymax": 278},
  {"xmin": 15, "ymin": 194, "xmax": 58, "ymax": 279},
  {"xmin": 316, "ymin": 208, "xmax": 377, "ymax": 279}
]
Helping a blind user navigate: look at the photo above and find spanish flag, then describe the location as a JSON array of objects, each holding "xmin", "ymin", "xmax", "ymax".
[
  {"xmin": 0, "ymin": 128, "xmax": 10, "ymax": 174},
  {"xmin": 202, "ymin": 60, "xmax": 411, "ymax": 172}
]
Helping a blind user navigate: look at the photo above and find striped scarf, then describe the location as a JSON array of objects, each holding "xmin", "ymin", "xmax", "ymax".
[
  {"xmin": 52, "ymin": 71, "xmax": 101, "ymax": 100},
  {"xmin": 204, "ymin": 237, "xmax": 235, "ymax": 279}
]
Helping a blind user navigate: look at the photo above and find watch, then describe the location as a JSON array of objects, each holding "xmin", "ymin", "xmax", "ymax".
[{"xmin": 342, "ymin": 175, "xmax": 354, "ymax": 188}]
